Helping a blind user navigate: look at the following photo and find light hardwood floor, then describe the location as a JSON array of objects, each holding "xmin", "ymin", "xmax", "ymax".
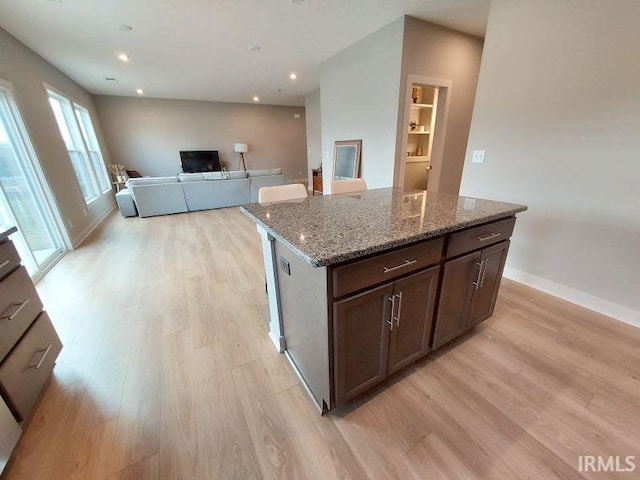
[{"xmin": 3, "ymin": 207, "xmax": 639, "ymax": 480}]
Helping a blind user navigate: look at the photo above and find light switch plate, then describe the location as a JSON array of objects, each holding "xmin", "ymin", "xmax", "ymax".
[{"xmin": 472, "ymin": 150, "xmax": 486, "ymax": 164}]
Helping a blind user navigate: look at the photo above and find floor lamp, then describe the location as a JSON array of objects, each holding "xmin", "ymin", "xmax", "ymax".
[{"xmin": 234, "ymin": 143, "xmax": 248, "ymax": 171}]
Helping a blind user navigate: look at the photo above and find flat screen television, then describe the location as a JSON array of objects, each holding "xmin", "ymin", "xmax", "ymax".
[{"xmin": 179, "ymin": 150, "xmax": 222, "ymax": 173}]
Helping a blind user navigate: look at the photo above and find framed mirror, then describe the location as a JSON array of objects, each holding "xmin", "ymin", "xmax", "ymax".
[{"xmin": 333, "ymin": 140, "xmax": 362, "ymax": 180}]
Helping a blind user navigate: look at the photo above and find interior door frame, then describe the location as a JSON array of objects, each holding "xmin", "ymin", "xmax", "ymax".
[{"xmin": 395, "ymin": 74, "xmax": 452, "ymax": 191}]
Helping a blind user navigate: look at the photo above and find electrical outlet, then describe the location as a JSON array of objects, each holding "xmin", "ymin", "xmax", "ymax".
[
  {"xmin": 472, "ymin": 150, "xmax": 486, "ymax": 164},
  {"xmin": 294, "ymin": 113, "xmax": 301, "ymax": 119},
  {"xmin": 67, "ymin": 219, "xmax": 73, "ymax": 228},
  {"xmin": 279, "ymin": 257, "xmax": 290, "ymax": 276}
]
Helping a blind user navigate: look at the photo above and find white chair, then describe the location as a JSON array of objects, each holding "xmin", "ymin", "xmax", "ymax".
[
  {"xmin": 258, "ymin": 183, "xmax": 308, "ymax": 203},
  {"xmin": 328, "ymin": 178, "xmax": 368, "ymax": 195}
]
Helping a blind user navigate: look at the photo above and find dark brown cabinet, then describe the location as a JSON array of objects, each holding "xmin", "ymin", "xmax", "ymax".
[
  {"xmin": 433, "ymin": 240, "xmax": 510, "ymax": 349},
  {"xmin": 334, "ymin": 266, "xmax": 439, "ymax": 404}
]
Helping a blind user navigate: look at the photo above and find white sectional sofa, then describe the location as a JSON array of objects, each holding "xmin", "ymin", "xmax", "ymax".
[{"xmin": 115, "ymin": 169, "xmax": 284, "ymax": 218}]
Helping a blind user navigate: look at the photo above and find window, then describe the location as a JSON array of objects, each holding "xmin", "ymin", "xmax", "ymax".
[
  {"xmin": 47, "ymin": 89, "xmax": 111, "ymax": 202},
  {"xmin": 0, "ymin": 81, "xmax": 66, "ymax": 277}
]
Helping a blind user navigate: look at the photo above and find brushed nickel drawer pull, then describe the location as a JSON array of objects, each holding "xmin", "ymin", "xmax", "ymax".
[
  {"xmin": 1, "ymin": 299, "xmax": 29, "ymax": 320},
  {"xmin": 477, "ymin": 232, "xmax": 501, "ymax": 241},
  {"xmin": 0, "ymin": 259, "xmax": 10, "ymax": 269},
  {"xmin": 394, "ymin": 292, "xmax": 404, "ymax": 327},
  {"xmin": 31, "ymin": 344, "xmax": 52, "ymax": 369},
  {"xmin": 386, "ymin": 296, "xmax": 396, "ymax": 331},
  {"xmin": 383, "ymin": 259, "xmax": 417, "ymax": 273}
]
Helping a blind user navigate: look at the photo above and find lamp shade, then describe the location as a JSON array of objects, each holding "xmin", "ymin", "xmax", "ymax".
[{"xmin": 234, "ymin": 143, "xmax": 248, "ymax": 153}]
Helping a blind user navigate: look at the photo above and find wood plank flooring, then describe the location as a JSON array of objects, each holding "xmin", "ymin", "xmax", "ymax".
[{"xmin": 3, "ymin": 207, "xmax": 639, "ymax": 480}]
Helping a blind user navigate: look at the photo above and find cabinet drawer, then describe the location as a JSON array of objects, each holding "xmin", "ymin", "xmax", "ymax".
[
  {"xmin": 0, "ymin": 267, "xmax": 44, "ymax": 361},
  {"xmin": 446, "ymin": 217, "xmax": 515, "ymax": 258},
  {"xmin": 0, "ymin": 240, "xmax": 20, "ymax": 281},
  {"xmin": 333, "ymin": 237, "xmax": 443, "ymax": 298},
  {"xmin": 0, "ymin": 312, "xmax": 62, "ymax": 422}
]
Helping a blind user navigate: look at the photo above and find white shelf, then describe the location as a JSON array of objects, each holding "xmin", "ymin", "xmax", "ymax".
[
  {"xmin": 410, "ymin": 103, "xmax": 433, "ymax": 108},
  {"xmin": 406, "ymin": 156, "xmax": 430, "ymax": 163},
  {"xmin": 408, "ymin": 131, "xmax": 430, "ymax": 135}
]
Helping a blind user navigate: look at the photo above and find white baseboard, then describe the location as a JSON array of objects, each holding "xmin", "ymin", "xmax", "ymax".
[
  {"xmin": 72, "ymin": 203, "xmax": 116, "ymax": 248},
  {"xmin": 503, "ymin": 266, "xmax": 640, "ymax": 329}
]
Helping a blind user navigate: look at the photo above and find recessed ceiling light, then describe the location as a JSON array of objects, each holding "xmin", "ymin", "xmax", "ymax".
[
  {"xmin": 249, "ymin": 45, "xmax": 261, "ymax": 51},
  {"xmin": 289, "ymin": 73, "xmax": 297, "ymax": 80},
  {"xmin": 118, "ymin": 53, "xmax": 130, "ymax": 62},
  {"xmin": 136, "ymin": 88, "xmax": 144, "ymax": 95},
  {"xmin": 253, "ymin": 96, "xmax": 260, "ymax": 102},
  {"xmin": 117, "ymin": 24, "xmax": 133, "ymax": 32}
]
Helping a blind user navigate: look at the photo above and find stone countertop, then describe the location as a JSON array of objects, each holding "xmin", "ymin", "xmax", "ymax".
[
  {"xmin": 241, "ymin": 188, "xmax": 527, "ymax": 267},
  {"xmin": 0, "ymin": 226, "xmax": 18, "ymax": 243}
]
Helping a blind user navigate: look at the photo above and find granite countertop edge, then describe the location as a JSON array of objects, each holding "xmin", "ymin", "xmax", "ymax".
[
  {"xmin": 0, "ymin": 226, "xmax": 18, "ymax": 243},
  {"xmin": 241, "ymin": 205, "xmax": 527, "ymax": 268}
]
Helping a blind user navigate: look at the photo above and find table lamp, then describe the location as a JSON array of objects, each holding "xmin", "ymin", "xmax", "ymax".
[{"xmin": 234, "ymin": 143, "xmax": 248, "ymax": 171}]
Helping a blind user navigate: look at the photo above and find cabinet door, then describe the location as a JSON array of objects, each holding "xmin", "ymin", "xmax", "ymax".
[
  {"xmin": 387, "ymin": 266, "xmax": 439, "ymax": 375},
  {"xmin": 334, "ymin": 283, "xmax": 394, "ymax": 404},
  {"xmin": 432, "ymin": 251, "xmax": 481, "ymax": 349},
  {"xmin": 468, "ymin": 241, "xmax": 510, "ymax": 327}
]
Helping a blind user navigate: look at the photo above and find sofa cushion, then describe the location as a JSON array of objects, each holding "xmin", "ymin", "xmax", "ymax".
[
  {"xmin": 178, "ymin": 173, "xmax": 204, "ymax": 182},
  {"xmin": 247, "ymin": 168, "xmax": 283, "ymax": 177},
  {"xmin": 228, "ymin": 171, "xmax": 249, "ymax": 179},
  {"xmin": 127, "ymin": 176, "xmax": 178, "ymax": 187}
]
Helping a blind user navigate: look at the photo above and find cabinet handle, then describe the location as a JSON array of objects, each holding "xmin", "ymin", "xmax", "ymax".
[
  {"xmin": 30, "ymin": 344, "xmax": 53, "ymax": 369},
  {"xmin": 394, "ymin": 292, "xmax": 404, "ymax": 327},
  {"xmin": 479, "ymin": 258, "xmax": 488, "ymax": 288},
  {"xmin": 383, "ymin": 259, "xmax": 417, "ymax": 274},
  {"xmin": 386, "ymin": 296, "xmax": 396, "ymax": 331},
  {"xmin": 472, "ymin": 260, "xmax": 486, "ymax": 290},
  {"xmin": 477, "ymin": 232, "xmax": 501, "ymax": 242},
  {"xmin": 0, "ymin": 260, "xmax": 10, "ymax": 270},
  {"xmin": 1, "ymin": 299, "xmax": 29, "ymax": 320}
]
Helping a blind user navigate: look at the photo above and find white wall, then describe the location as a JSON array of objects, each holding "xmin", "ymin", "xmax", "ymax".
[
  {"xmin": 93, "ymin": 96, "xmax": 308, "ymax": 182},
  {"xmin": 460, "ymin": 0, "xmax": 640, "ymax": 324},
  {"xmin": 304, "ymin": 89, "xmax": 322, "ymax": 188},
  {"xmin": 320, "ymin": 18, "xmax": 404, "ymax": 190},
  {"xmin": 0, "ymin": 27, "xmax": 114, "ymax": 246}
]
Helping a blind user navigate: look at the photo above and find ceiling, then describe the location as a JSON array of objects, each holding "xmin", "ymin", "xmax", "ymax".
[{"xmin": 0, "ymin": 0, "xmax": 490, "ymax": 106}]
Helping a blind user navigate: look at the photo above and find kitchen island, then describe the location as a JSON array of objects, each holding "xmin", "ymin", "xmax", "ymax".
[{"xmin": 241, "ymin": 188, "xmax": 527, "ymax": 413}]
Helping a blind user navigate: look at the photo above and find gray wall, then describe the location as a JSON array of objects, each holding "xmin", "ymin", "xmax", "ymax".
[
  {"xmin": 93, "ymin": 96, "xmax": 308, "ymax": 182},
  {"xmin": 0, "ymin": 27, "xmax": 114, "ymax": 246},
  {"xmin": 304, "ymin": 89, "xmax": 322, "ymax": 189},
  {"xmin": 460, "ymin": 0, "xmax": 640, "ymax": 323},
  {"xmin": 398, "ymin": 17, "xmax": 484, "ymax": 194},
  {"xmin": 319, "ymin": 18, "xmax": 405, "ymax": 190}
]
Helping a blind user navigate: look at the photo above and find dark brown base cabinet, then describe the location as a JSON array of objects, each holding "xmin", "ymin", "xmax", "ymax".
[
  {"xmin": 273, "ymin": 215, "xmax": 518, "ymax": 412},
  {"xmin": 433, "ymin": 241, "xmax": 510, "ymax": 349},
  {"xmin": 334, "ymin": 267, "xmax": 439, "ymax": 403}
]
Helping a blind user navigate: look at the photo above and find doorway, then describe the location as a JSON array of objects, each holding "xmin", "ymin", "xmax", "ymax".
[
  {"xmin": 397, "ymin": 75, "xmax": 451, "ymax": 192},
  {"xmin": 0, "ymin": 82, "xmax": 67, "ymax": 279}
]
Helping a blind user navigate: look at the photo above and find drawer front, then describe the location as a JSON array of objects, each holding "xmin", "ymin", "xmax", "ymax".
[
  {"xmin": 0, "ymin": 240, "xmax": 20, "ymax": 280},
  {"xmin": 446, "ymin": 217, "xmax": 516, "ymax": 258},
  {"xmin": 333, "ymin": 237, "xmax": 444, "ymax": 298},
  {"xmin": 0, "ymin": 267, "xmax": 44, "ymax": 361},
  {"xmin": 0, "ymin": 312, "xmax": 62, "ymax": 422}
]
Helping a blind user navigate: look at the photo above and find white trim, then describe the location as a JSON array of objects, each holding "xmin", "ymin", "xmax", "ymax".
[
  {"xmin": 503, "ymin": 266, "xmax": 640, "ymax": 329},
  {"xmin": 72, "ymin": 203, "xmax": 115, "ymax": 247}
]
